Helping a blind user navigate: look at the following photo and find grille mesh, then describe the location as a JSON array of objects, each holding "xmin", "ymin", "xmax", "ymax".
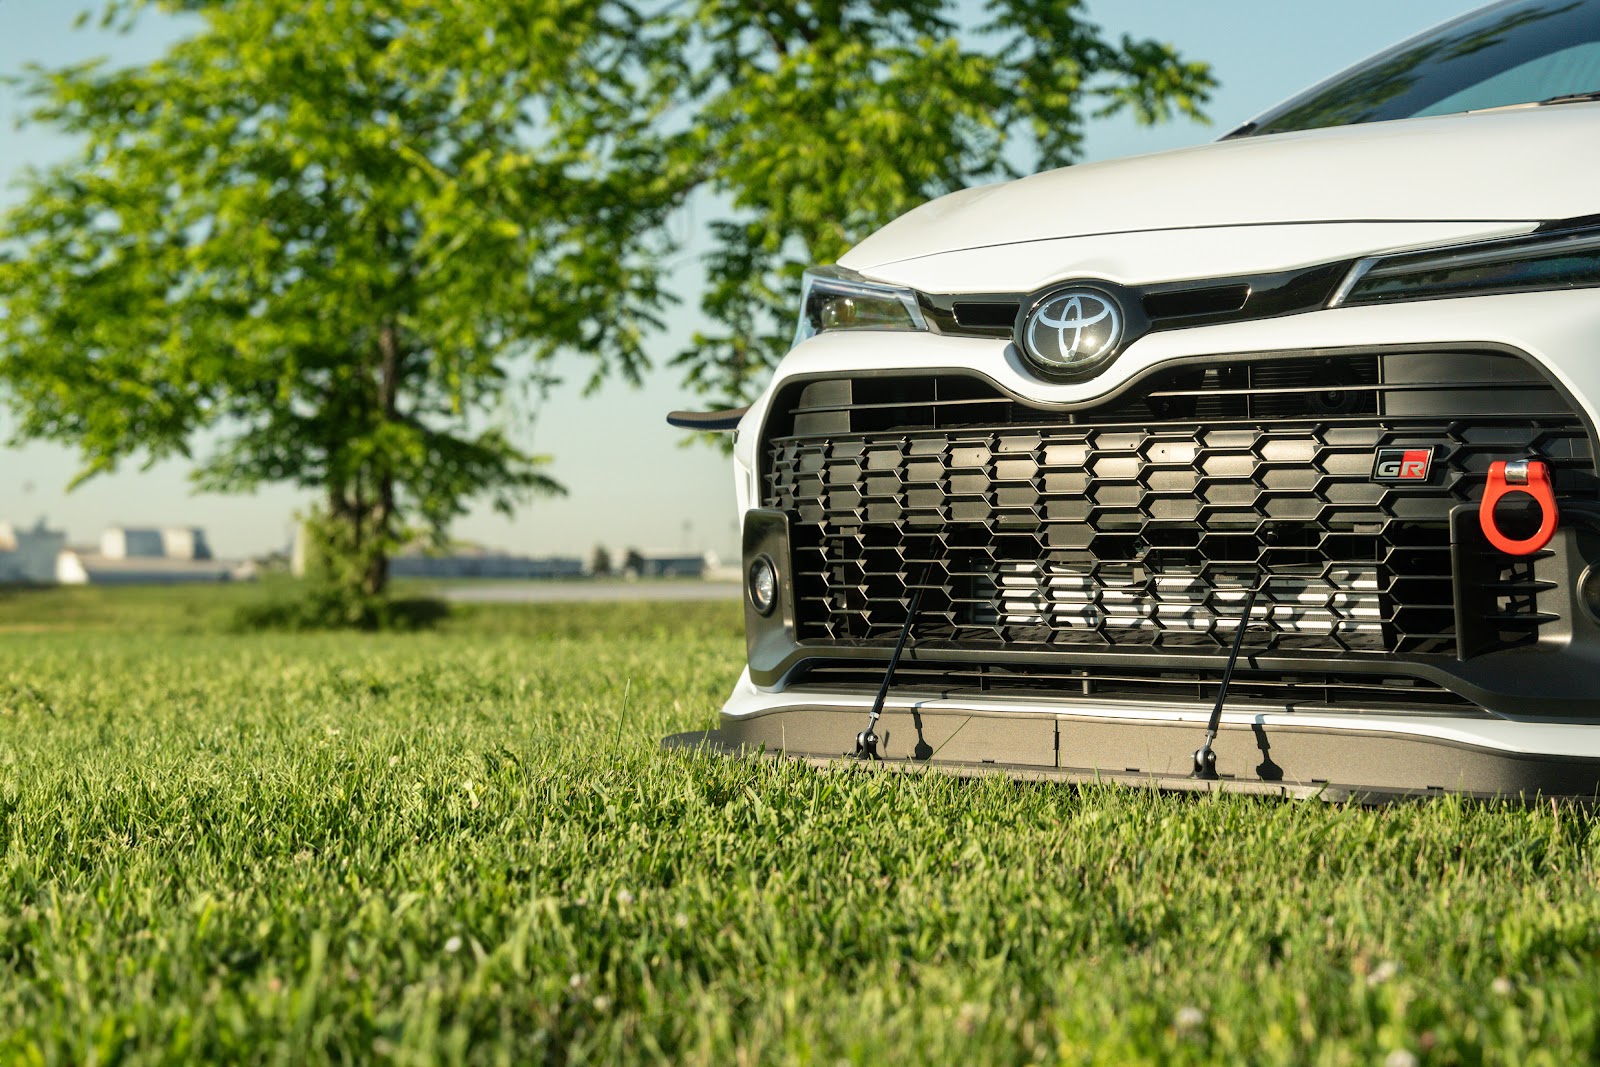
[{"xmin": 761, "ymin": 352, "xmax": 1593, "ymax": 662}]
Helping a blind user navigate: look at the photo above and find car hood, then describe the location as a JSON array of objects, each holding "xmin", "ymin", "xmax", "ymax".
[{"xmin": 839, "ymin": 104, "xmax": 1600, "ymax": 278}]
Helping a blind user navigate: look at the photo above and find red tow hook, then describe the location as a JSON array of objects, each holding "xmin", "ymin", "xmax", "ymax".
[{"xmin": 1480, "ymin": 460, "xmax": 1559, "ymax": 555}]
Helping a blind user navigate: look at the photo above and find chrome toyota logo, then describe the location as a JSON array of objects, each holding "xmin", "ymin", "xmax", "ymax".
[{"xmin": 1021, "ymin": 287, "xmax": 1124, "ymax": 374}]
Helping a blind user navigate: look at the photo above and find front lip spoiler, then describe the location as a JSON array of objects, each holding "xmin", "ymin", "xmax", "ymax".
[
  {"xmin": 666, "ymin": 729, "xmax": 1351, "ymax": 800},
  {"xmin": 664, "ymin": 699, "xmax": 1600, "ymax": 803}
]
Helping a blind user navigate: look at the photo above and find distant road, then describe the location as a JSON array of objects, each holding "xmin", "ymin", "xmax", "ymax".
[{"xmin": 441, "ymin": 581, "xmax": 741, "ymax": 604}]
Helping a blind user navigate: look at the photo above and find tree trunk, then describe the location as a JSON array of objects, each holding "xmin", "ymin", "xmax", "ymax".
[{"xmin": 363, "ymin": 321, "xmax": 402, "ymax": 599}]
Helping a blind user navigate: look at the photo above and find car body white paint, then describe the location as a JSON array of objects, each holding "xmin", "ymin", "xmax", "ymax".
[
  {"xmin": 840, "ymin": 105, "xmax": 1600, "ymax": 271},
  {"xmin": 847, "ymin": 221, "xmax": 1538, "ymax": 297}
]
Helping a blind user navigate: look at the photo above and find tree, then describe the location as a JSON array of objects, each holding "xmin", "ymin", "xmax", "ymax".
[
  {"xmin": 662, "ymin": 1, "xmax": 1218, "ymax": 407},
  {"xmin": 1, "ymin": 0, "xmax": 1214, "ymax": 618},
  {"xmin": 0, "ymin": 0, "xmax": 680, "ymax": 618}
]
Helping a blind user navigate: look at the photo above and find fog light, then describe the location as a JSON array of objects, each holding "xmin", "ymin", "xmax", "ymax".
[
  {"xmin": 748, "ymin": 556, "xmax": 778, "ymax": 616},
  {"xmin": 1581, "ymin": 566, "xmax": 1600, "ymax": 625}
]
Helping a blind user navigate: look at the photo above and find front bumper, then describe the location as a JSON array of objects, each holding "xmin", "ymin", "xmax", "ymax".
[
  {"xmin": 711, "ymin": 288, "xmax": 1600, "ymax": 799},
  {"xmin": 684, "ymin": 670, "xmax": 1600, "ymax": 801}
]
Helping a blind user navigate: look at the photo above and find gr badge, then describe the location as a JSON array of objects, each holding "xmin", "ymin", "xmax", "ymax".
[{"xmin": 1372, "ymin": 447, "xmax": 1434, "ymax": 483}]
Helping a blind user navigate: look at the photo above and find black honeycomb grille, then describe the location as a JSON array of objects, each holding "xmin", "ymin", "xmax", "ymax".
[{"xmin": 761, "ymin": 352, "xmax": 1595, "ymax": 660}]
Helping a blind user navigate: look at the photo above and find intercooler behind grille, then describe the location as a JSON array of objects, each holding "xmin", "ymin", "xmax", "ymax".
[
  {"xmin": 976, "ymin": 561, "xmax": 1383, "ymax": 640},
  {"xmin": 761, "ymin": 351, "xmax": 1594, "ymax": 661}
]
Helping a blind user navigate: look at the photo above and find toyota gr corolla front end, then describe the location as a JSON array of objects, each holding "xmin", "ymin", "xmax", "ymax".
[{"xmin": 668, "ymin": 0, "xmax": 1600, "ymax": 799}]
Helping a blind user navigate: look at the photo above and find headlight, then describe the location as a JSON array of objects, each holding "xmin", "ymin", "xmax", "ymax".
[
  {"xmin": 794, "ymin": 265, "xmax": 928, "ymax": 347},
  {"xmin": 1332, "ymin": 225, "xmax": 1600, "ymax": 307}
]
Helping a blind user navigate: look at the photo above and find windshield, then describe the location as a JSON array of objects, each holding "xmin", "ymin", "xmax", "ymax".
[{"xmin": 1239, "ymin": 0, "xmax": 1600, "ymax": 137}]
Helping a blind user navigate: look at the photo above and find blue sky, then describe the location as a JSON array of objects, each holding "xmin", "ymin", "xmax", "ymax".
[{"xmin": 0, "ymin": 0, "xmax": 1473, "ymax": 560}]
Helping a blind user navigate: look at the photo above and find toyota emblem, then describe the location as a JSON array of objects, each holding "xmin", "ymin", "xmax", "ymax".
[{"xmin": 1019, "ymin": 287, "xmax": 1125, "ymax": 376}]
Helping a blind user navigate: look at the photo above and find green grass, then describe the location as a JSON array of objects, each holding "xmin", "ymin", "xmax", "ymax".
[{"xmin": 2, "ymin": 587, "xmax": 1600, "ymax": 1064}]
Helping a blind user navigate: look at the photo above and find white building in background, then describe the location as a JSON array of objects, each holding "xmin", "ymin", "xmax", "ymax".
[
  {"xmin": 100, "ymin": 526, "xmax": 213, "ymax": 561},
  {"xmin": 387, "ymin": 549, "xmax": 585, "ymax": 580},
  {"xmin": 623, "ymin": 550, "xmax": 719, "ymax": 580},
  {"xmin": 56, "ymin": 525, "xmax": 253, "ymax": 585},
  {"xmin": 289, "ymin": 525, "xmax": 585, "ymax": 580},
  {"xmin": 0, "ymin": 520, "xmax": 67, "ymax": 585}
]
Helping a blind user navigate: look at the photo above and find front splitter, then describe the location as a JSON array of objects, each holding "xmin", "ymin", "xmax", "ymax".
[{"xmin": 663, "ymin": 700, "xmax": 1600, "ymax": 803}]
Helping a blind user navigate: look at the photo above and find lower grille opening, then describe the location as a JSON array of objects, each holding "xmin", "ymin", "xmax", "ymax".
[
  {"xmin": 786, "ymin": 481, "xmax": 1562, "ymax": 659},
  {"xmin": 767, "ymin": 355, "xmax": 1593, "ymax": 662},
  {"xmin": 790, "ymin": 661, "xmax": 1479, "ymax": 713},
  {"xmin": 759, "ymin": 350, "xmax": 1597, "ymax": 708}
]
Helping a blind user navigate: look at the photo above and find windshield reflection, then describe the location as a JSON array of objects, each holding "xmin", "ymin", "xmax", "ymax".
[{"xmin": 1246, "ymin": 0, "xmax": 1591, "ymax": 136}]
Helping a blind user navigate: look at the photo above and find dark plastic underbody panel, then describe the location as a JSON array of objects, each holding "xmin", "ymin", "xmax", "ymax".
[{"xmin": 665, "ymin": 704, "xmax": 1600, "ymax": 802}]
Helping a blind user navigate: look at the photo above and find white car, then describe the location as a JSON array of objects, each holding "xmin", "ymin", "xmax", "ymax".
[{"xmin": 669, "ymin": 0, "xmax": 1600, "ymax": 799}]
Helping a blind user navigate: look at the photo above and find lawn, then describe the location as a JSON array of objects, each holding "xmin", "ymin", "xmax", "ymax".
[{"xmin": 1, "ymin": 585, "xmax": 1598, "ymax": 1065}]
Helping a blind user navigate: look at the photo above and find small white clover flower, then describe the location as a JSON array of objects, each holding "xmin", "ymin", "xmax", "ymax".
[
  {"xmin": 1174, "ymin": 1006, "xmax": 1207, "ymax": 1033},
  {"xmin": 1368, "ymin": 960, "xmax": 1401, "ymax": 986},
  {"xmin": 1384, "ymin": 1050, "xmax": 1418, "ymax": 1067},
  {"xmin": 444, "ymin": 936, "xmax": 462, "ymax": 954}
]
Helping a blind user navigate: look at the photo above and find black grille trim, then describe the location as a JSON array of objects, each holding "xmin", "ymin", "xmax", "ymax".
[
  {"xmin": 790, "ymin": 661, "xmax": 1480, "ymax": 713},
  {"xmin": 918, "ymin": 261, "xmax": 1351, "ymax": 339}
]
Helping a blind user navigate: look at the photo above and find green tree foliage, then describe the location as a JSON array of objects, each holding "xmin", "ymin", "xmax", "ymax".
[
  {"xmin": 663, "ymin": 0, "xmax": 1218, "ymax": 406},
  {"xmin": 0, "ymin": 0, "xmax": 1213, "ymax": 616},
  {"xmin": 0, "ymin": 0, "xmax": 679, "ymax": 611}
]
